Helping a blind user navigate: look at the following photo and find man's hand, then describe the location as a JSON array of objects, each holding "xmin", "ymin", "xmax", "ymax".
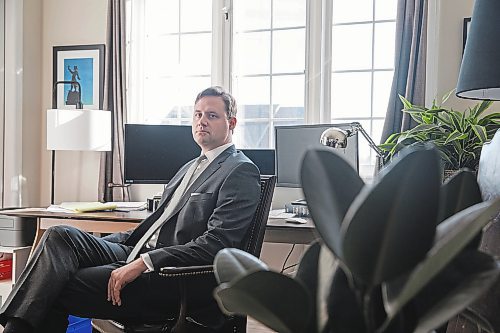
[{"xmin": 107, "ymin": 258, "xmax": 147, "ymax": 306}]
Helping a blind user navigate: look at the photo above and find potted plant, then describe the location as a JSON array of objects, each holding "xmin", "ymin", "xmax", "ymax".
[{"xmin": 379, "ymin": 92, "xmax": 500, "ymax": 171}]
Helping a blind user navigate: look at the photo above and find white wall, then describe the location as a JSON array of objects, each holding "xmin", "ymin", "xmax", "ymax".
[
  {"xmin": 2, "ymin": 0, "xmax": 42, "ymax": 208},
  {"xmin": 41, "ymin": 0, "xmax": 108, "ymax": 205},
  {"xmin": 427, "ymin": 0, "xmax": 499, "ymax": 113},
  {"xmin": 22, "ymin": 0, "xmax": 43, "ymax": 207}
]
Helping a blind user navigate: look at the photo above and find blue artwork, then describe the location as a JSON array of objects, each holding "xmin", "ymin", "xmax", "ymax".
[{"xmin": 63, "ymin": 58, "xmax": 94, "ymax": 106}]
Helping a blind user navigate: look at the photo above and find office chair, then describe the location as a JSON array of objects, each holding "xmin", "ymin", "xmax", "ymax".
[{"xmin": 92, "ymin": 175, "xmax": 276, "ymax": 333}]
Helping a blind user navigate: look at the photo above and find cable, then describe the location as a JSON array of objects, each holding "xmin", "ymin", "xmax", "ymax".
[{"xmin": 280, "ymin": 244, "xmax": 296, "ymax": 274}]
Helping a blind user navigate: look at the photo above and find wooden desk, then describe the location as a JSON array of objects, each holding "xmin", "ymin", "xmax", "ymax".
[{"xmin": 0, "ymin": 208, "xmax": 317, "ymax": 251}]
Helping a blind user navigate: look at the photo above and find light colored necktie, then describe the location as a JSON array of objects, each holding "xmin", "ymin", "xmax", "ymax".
[{"xmin": 126, "ymin": 156, "xmax": 207, "ymax": 262}]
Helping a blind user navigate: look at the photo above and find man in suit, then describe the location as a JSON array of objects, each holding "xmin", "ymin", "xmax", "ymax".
[{"xmin": 0, "ymin": 86, "xmax": 261, "ymax": 333}]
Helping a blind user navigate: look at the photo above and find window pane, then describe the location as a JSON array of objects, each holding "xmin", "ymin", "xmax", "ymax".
[
  {"xmin": 374, "ymin": 22, "xmax": 396, "ymax": 69},
  {"xmin": 272, "ymin": 29, "xmax": 305, "ymax": 73},
  {"xmin": 233, "ymin": 0, "xmax": 271, "ymax": 31},
  {"xmin": 144, "ymin": 78, "xmax": 179, "ymax": 123},
  {"xmin": 180, "ymin": 0, "xmax": 211, "ymax": 32},
  {"xmin": 180, "ymin": 33, "xmax": 211, "ymax": 75},
  {"xmin": 145, "ymin": 35, "xmax": 179, "ymax": 77},
  {"xmin": 332, "ymin": 0, "xmax": 373, "ymax": 23},
  {"xmin": 235, "ymin": 121, "xmax": 270, "ymax": 149},
  {"xmin": 233, "ymin": 31, "xmax": 271, "ymax": 75},
  {"xmin": 178, "ymin": 77, "xmax": 212, "ymax": 107},
  {"xmin": 273, "ymin": 0, "xmax": 306, "ymax": 28},
  {"xmin": 375, "ymin": 0, "xmax": 397, "ymax": 20},
  {"xmin": 233, "ymin": 76, "xmax": 270, "ymax": 119},
  {"xmin": 145, "ymin": 0, "xmax": 179, "ymax": 35},
  {"xmin": 373, "ymin": 71, "xmax": 394, "ymax": 117},
  {"xmin": 372, "ymin": 118, "xmax": 385, "ymax": 145},
  {"xmin": 143, "ymin": 77, "xmax": 210, "ymax": 124},
  {"xmin": 332, "ymin": 24, "xmax": 372, "ymax": 70},
  {"xmin": 331, "ymin": 72, "xmax": 371, "ymax": 118},
  {"xmin": 272, "ymin": 75, "xmax": 305, "ymax": 120},
  {"xmin": 337, "ymin": 118, "xmax": 374, "ymax": 178}
]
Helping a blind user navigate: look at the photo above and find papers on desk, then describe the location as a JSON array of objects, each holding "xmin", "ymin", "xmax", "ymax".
[
  {"xmin": 47, "ymin": 202, "xmax": 147, "ymax": 213},
  {"xmin": 108, "ymin": 202, "xmax": 147, "ymax": 212},
  {"xmin": 268, "ymin": 209, "xmax": 296, "ymax": 219},
  {"xmin": 47, "ymin": 202, "xmax": 118, "ymax": 213}
]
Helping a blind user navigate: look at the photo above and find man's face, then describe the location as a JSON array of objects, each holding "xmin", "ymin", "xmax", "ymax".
[{"xmin": 192, "ymin": 96, "xmax": 236, "ymax": 152}]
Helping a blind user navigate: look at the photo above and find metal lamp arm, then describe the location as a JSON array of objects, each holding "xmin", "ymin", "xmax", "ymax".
[
  {"xmin": 351, "ymin": 122, "xmax": 383, "ymax": 157},
  {"xmin": 52, "ymin": 80, "xmax": 83, "ymax": 109}
]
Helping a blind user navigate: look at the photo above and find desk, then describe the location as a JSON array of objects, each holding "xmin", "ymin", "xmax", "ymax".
[{"xmin": 0, "ymin": 208, "xmax": 317, "ymax": 251}]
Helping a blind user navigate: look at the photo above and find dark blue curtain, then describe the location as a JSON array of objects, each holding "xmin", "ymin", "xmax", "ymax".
[{"xmin": 380, "ymin": 0, "xmax": 428, "ymax": 143}]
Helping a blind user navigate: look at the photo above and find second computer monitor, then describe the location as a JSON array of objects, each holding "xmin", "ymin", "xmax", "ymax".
[
  {"xmin": 124, "ymin": 124, "xmax": 201, "ymax": 184},
  {"xmin": 275, "ymin": 124, "xmax": 359, "ymax": 187},
  {"xmin": 240, "ymin": 149, "xmax": 275, "ymax": 176}
]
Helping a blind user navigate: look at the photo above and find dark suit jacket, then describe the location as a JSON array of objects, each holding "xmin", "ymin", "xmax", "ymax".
[{"xmin": 103, "ymin": 145, "xmax": 260, "ymax": 270}]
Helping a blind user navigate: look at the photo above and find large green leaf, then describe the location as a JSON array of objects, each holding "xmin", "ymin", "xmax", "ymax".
[
  {"xmin": 340, "ymin": 146, "xmax": 441, "ymax": 286},
  {"xmin": 440, "ymin": 89, "xmax": 455, "ymax": 105},
  {"xmin": 438, "ymin": 170, "xmax": 482, "ymax": 223},
  {"xmin": 405, "ymin": 124, "xmax": 440, "ymax": 136},
  {"xmin": 327, "ymin": 265, "xmax": 367, "ymax": 333},
  {"xmin": 398, "ymin": 94, "xmax": 413, "ymax": 110},
  {"xmin": 214, "ymin": 270, "xmax": 311, "ymax": 333},
  {"xmin": 470, "ymin": 124, "xmax": 488, "ymax": 144},
  {"xmin": 294, "ymin": 241, "xmax": 322, "ymax": 333},
  {"xmin": 301, "ymin": 147, "xmax": 364, "ymax": 258},
  {"xmin": 382, "ymin": 198, "xmax": 500, "ymax": 320},
  {"xmin": 409, "ymin": 251, "xmax": 500, "ymax": 333},
  {"xmin": 474, "ymin": 100, "xmax": 493, "ymax": 119},
  {"xmin": 213, "ymin": 248, "xmax": 268, "ymax": 284},
  {"xmin": 444, "ymin": 130, "xmax": 467, "ymax": 145}
]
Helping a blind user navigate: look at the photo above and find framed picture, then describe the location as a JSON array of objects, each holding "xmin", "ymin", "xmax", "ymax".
[
  {"xmin": 53, "ymin": 44, "xmax": 105, "ymax": 109},
  {"xmin": 463, "ymin": 17, "xmax": 471, "ymax": 54}
]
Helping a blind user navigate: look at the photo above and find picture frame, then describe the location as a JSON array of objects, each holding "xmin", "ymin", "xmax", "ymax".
[
  {"xmin": 463, "ymin": 17, "xmax": 471, "ymax": 54},
  {"xmin": 53, "ymin": 44, "xmax": 105, "ymax": 109}
]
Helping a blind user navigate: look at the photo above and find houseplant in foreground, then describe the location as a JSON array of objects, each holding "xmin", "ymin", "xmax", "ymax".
[
  {"xmin": 211, "ymin": 146, "xmax": 500, "ymax": 333},
  {"xmin": 378, "ymin": 92, "xmax": 500, "ymax": 170}
]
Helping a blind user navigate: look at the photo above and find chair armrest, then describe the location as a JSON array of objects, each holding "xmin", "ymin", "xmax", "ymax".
[{"xmin": 159, "ymin": 265, "xmax": 214, "ymax": 278}]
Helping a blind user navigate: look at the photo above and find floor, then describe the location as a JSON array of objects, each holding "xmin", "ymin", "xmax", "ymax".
[{"xmin": 0, "ymin": 318, "xmax": 273, "ymax": 333}]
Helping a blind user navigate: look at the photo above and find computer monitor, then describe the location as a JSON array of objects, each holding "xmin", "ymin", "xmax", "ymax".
[
  {"xmin": 124, "ymin": 124, "xmax": 201, "ymax": 184},
  {"xmin": 240, "ymin": 149, "xmax": 276, "ymax": 176},
  {"xmin": 275, "ymin": 124, "xmax": 359, "ymax": 187}
]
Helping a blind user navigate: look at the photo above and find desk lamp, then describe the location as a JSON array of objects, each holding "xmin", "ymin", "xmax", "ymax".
[
  {"xmin": 47, "ymin": 81, "xmax": 111, "ymax": 204},
  {"xmin": 320, "ymin": 122, "xmax": 383, "ymax": 157},
  {"xmin": 456, "ymin": 0, "xmax": 500, "ymax": 100}
]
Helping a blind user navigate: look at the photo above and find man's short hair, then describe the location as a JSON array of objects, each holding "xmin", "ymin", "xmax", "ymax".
[{"xmin": 195, "ymin": 86, "xmax": 237, "ymax": 119}]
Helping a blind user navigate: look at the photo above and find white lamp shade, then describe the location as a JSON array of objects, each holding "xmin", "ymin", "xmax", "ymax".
[{"xmin": 47, "ymin": 109, "xmax": 112, "ymax": 151}]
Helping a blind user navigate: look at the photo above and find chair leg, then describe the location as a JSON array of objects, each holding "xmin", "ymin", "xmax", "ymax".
[{"xmin": 172, "ymin": 281, "xmax": 188, "ymax": 333}]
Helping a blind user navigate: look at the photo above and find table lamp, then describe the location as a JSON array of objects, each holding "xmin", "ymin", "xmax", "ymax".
[
  {"xmin": 46, "ymin": 109, "xmax": 111, "ymax": 204},
  {"xmin": 456, "ymin": 0, "xmax": 500, "ymax": 100},
  {"xmin": 320, "ymin": 122, "xmax": 383, "ymax": 157}
]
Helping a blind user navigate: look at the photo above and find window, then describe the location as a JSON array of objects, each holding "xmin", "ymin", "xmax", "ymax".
[
  {"xmin": 126, "ymin": 0, "xmax": 213, "ymax": 125},
  {"xmin": 231, "ymin": 0, "xmax": 306, "ymax": 148},
  {"xmin": 330, "ymin": 0, "xmax": 397, "ymax": 176},
  {"xmin": 126, "ymin": 0, "xmax": 396, "ymax": 178}
]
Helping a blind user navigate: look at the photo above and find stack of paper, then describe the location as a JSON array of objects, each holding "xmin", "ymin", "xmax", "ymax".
[
  {"xmin": 47, "ymin": 202, "xmax": 118, "ymax": 213},
  {"xmin": 108, "ymin": 202, "xmax": 147, "ymax": 210}
]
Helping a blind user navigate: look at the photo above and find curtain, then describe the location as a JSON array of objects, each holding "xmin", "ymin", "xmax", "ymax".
[
  {"xmin": 99, "ymin": 0, "xmax": 130, "ymax": 202},
  {"xmin": 380, "ymin": 0, "xmax": 428, "ymax": 143}
]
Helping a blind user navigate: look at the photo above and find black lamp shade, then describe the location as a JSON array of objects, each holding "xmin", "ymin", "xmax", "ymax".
[{"xmin": 457, "ymin": 0, "xmax": 500, "ymax": 100}]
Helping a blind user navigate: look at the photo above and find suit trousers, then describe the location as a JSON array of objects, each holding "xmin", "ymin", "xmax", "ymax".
[{"xmin": 0, "ymin": 225, "xmax": 217, "ymax": 333}]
